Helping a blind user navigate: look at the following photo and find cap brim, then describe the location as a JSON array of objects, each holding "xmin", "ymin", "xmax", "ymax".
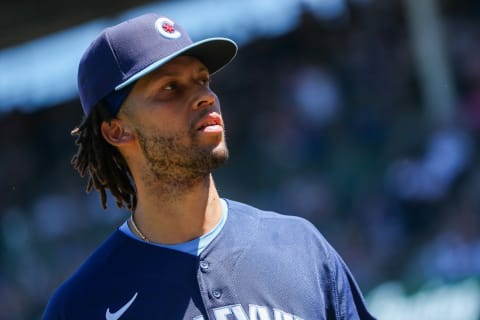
[{"xmin": 115, "ymin": 37, "xmax": 237, "ymax": 91}]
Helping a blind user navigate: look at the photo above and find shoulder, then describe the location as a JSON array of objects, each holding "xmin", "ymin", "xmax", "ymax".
[
  {"xmin": 226, "ymin": 198, "xmax": 320, "ymax": 228},
  {"xmin": 225, "ymin": 200, "xmax": 375, "ymax": 318},
  {"xmin": 42, "ymin": 231, "xmax": 127, "ymax": 319},
  {"xmin": 225, "ymin": 198, "xmax": 330, "ymax": 249}
]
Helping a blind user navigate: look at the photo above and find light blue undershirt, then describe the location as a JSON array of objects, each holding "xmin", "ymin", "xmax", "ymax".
[{"xmin": 119, "ymin": 198, "xmax": 228, "ymax": 256}]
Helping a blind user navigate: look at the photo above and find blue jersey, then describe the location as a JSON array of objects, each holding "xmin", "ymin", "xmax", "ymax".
[{"xmin": 42, "ymin": 200, "xmax": 375, "ymax": 320}]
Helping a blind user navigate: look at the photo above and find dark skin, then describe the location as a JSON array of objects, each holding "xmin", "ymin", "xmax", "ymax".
[{"xmin": 101, "ymin": 56, "xmax": 227, "ymax": 244}]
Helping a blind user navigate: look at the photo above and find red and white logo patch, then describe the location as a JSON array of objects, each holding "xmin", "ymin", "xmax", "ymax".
[{"xmin": 155, "ymin": 17, "xmax": 181, "ymax": 39}]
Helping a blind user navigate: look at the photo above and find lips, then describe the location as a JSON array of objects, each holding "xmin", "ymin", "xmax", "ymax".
[{"xmin": 195, "ymin": 113, "xmax": 223, "ymax": 131}]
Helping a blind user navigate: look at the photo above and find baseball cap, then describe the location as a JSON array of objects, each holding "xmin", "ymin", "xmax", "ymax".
[{"xmin": 78, "ymin": 13, "xmax": 238, "ymax": 115}]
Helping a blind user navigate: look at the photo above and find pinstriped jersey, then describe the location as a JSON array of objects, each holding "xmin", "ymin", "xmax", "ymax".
[{"xmin": 42, "ymin": 199, "xmax": 376, "ymax": 319}]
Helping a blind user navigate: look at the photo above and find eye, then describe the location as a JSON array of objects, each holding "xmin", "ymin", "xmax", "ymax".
[
  {"xmin": 199, "ymin": 76, "xmax": 211, "ymax": 86},
  {"xmin": 163, "ymin": 82, "xmax": 177, "ymax": 91},
  {"xmin": 162, "ymin": 82, "xmax": 177, "ymax": 91}
]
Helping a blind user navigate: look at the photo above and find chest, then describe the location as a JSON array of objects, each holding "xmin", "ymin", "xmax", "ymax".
[{"xmin": 91, "ymin": 245, "xmax": 328, "ymax": 320}]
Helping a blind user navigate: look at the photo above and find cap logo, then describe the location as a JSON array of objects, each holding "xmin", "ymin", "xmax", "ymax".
[{"xmin": 155, "ymin": 17, "xmax": 181, "ymax": 39}]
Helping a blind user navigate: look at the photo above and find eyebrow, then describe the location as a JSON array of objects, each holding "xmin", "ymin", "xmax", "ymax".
[
  {"xmin": 153, "ymin": 66, "xmax": 209, "ymax": 78},
  {"xmin": 142, "ymin": 65, "xmax": 210, "ymax": 96}
]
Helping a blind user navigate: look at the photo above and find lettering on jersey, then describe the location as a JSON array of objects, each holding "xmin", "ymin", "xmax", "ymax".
[{"xmin": 195, "ymin": 304, "xmax": 304, "ymax": 320}]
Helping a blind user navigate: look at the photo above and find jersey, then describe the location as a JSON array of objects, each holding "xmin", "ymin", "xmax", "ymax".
[{"xmin": 42, "ymin": 199, "xmax": 376, "ymax": 320}]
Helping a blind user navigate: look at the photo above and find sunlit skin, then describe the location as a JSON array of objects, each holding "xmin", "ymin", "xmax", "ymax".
[{"xmin": 100, "ymin": 56, "xmax": 227, "ymax": 244}]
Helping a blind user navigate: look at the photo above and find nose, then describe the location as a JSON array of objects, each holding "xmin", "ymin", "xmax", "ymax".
[{"xmin": 193, "ymin": 87, "xmax": 216, "ymax": 110}]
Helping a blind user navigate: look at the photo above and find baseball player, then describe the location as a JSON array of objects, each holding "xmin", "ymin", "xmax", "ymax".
[{"xmin": 42, "ymin": 13, "xmax": 376, "ymax": 320}]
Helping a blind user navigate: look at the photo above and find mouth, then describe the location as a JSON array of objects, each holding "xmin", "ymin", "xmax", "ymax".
[{"xmin": 195, "ymin": 113, "xmax": 223, "ymax": 132}]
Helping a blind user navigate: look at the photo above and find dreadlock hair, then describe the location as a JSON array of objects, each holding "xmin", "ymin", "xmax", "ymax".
[{"xmin": 71, "ymin": 101, "xmax": 137, "ymax": 211}]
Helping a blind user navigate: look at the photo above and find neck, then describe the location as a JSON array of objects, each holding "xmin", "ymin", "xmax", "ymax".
[{"xmin": 131, "ymin": 174, "xmax": 222, "ymax": 244}]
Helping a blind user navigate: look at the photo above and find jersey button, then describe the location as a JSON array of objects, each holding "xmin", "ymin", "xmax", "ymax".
[
  {"xmin": 212, "ymin": 289, "xmax": 222, "ymax": 299},
  {"xmin": 200, "ymin": 260, "xmax": 209, "ymax": 271}
]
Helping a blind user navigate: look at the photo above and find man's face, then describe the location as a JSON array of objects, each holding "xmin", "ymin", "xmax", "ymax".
[{"xmin": 117, "ymin": 56, "xmax": 229, "ymax": 186}]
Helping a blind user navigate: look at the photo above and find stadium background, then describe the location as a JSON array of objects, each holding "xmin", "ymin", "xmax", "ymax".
[{"xmin": 1, "ymin": 0, "xmax": 479, "ymax": 319}]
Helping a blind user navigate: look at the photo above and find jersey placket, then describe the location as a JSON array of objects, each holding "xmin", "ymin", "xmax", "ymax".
[{"xmin": 196, "ymin": 253, "xmax": 236, "ymax": 320}]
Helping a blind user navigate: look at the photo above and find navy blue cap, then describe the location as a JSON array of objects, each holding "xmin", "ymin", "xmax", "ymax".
[{"xmin": 78, "ymin": 13, "xmax": 238, "ymax": 115}]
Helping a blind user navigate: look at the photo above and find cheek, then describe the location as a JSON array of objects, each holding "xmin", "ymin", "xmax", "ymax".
[
  {"xmin": 129, "ymin": 97, "xmax": 200, "ymax": 138},
  {"xmin": 133, "ymin": 115, "xmax": 191, "ymax": 141},
  {"xmin": 151, "ymin": 101, "xmax": 191, "ymax": 125}
]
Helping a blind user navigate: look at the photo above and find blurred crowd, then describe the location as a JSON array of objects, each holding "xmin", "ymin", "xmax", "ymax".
[{"xmin": 1, "ymin": 1, "xmax": 480, "ymax": 319}]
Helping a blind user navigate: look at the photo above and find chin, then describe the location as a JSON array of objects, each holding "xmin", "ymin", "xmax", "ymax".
[
  {"xmin": 212, "ymin": 144, "xmax": 229, "ymax": 161},
  {"xmin": 210, "ymin": 142, "xmax": 229, "ymax": 167}
]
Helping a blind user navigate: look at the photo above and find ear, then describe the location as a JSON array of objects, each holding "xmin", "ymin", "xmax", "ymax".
[{"xmin": 101, "ymin": 119, "xmax": 134, "ymax": 146}]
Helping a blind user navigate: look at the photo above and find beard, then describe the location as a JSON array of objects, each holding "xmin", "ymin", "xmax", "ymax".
[{"xmin": 136, "ymin": 127, "xmax": 229, "ymax": 191}]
